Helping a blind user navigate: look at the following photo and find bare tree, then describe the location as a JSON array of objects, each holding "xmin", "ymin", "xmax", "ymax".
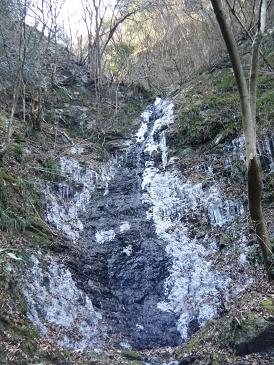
[
  {"xmin": 82, "ymin": 0, "xmax": 143, "ymax": 105},
  {"xmin": 27, "ymin": 0, "xmax": 64, "ymax": 131},
  {"xmin": 0, "ymin": 0, "xmax": 28, "ymax": 159},
  {"xmin": 210, "ymin": 0, "xmax": 273, "ymax": 280}
]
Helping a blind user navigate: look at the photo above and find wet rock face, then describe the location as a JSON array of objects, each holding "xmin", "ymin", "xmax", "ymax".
[
  {"xmin": 66, "ymin": 98, "xmax": 251, "ymax": 349},
  {"xmin": 23, "ymin": 254, "xmax": 103, "ymax": 350},
  {"xmin": 74, "ymin": 102, "xmax": 182, "ymax": 349},
  {"xmin": 25, "ymin": 98, "xmax": 273, "ymax": 352}
]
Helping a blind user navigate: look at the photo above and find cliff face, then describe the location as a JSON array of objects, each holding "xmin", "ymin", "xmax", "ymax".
[
  {"xmin": 17, "ymin": 97, "xmax": 274, "ymax": 363},
  {"xmin": 0, "ymin": 39, "xmax": 273, "ymax": 365}
]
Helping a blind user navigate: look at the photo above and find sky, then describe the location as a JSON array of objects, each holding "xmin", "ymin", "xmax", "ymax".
[
  {"xmin": 60, "ymin": 0, "xmax": 117, "ymax": 39},
  {"xmin": 26, "ymin": 0, "xmax": 118, "ymax": 43},
  {"xmin": 61, "ymin": 0, "xmax": 86, "ymax": 38}
]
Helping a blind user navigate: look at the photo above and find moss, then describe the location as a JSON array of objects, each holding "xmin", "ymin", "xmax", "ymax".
[
  {"xmin": 175, "ymin": 58, "xmax": 273, "ymax": 151},
  {"xmin": 8, "ymin": 144, "xmax": 25, "ymax": 161},
  {"xmin": 0, "ymin": 170, "xmax": 54, "ymax": 247},
  {"xmin": 216, "ymin": 69, "xmax": 237, "ymax": 92},
  {"xmin": 232, "ymin": 312, "xmax": 274, "ymax": 355},
  {"xmin": 183, "ymin": 320, "xmax": 215, "ymax": 353},
  {"xmin": 0, "ymin": 314, "xmax": 39, "ymax": 358},
  {"xmin": 212, "ymin": 353, "xmax": 225, "ymax": 365},
  {"xmin": 235, "ymin": 313, "xmax": 265, "ymax": 339},
  {"xmin": 257, "ymin": 90, "xmax": 274, "ymax": 110},
  {"xmin": 0, "ymin": 171, "xmax": 42, "ymax": 233},
  {"xmin": 121, "ymin": 350, "xmax": 143, "ymax": 361},
  {"xmin": 176, "ymin": 78, "xmax": 241, "ymax": 147},
  {"xmin": 41, "ymin": 158, "xmax": 62, "ymax": 181},
  {"xmin": 261, "ymin": 298, "xmax": 274, "ymax": 315},
  {"xmin": 0, "ymin": 308, "xmax": 91, "ymax": 364}
]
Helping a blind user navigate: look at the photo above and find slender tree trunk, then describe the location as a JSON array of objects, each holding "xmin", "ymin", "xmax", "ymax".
[
  {"xmin": 0, "ymin": 1, "xmax": 27, "ymax": 160},
  {"xmin": 115, "ymin": 81, "xmax": 120, "ymax": 114},
  {"xmin": 210, "ymin": 0, "xmax": 272, "ymax": 280},
  {"xmin": 0, "ymin": 82, "xmax": 20, "ymax": 160}
]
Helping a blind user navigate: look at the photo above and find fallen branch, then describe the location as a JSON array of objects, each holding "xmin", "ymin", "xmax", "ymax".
[{"xmin": 29, "ymin": 201, "xmax": 59, "ymax": 238}]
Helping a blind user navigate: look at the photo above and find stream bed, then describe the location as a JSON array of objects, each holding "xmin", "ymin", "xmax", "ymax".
[{"xmin": 22, "ymin": 98, "xmax": 273, "ymax": 355}]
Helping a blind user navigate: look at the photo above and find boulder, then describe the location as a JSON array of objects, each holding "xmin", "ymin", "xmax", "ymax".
[{"xmin": 233, "ymin": 313, "xmax": 274, "ymax": 355}]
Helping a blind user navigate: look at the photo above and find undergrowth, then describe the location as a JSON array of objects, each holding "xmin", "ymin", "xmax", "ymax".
[
  {"xmin": 0, "ymin": 170, "xmax": 52, "ymax": 240},
  {"xmin": 175, "ymin": 52, "xmax": 274, "ymax": 148}
]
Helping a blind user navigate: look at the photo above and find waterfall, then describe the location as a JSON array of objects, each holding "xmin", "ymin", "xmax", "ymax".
[
  {"xmin": 138, "ymin": 98, "xmax": 252, "ymax": 340},
  {"xmin": 24, "ymin": 98, "xmax": 256, "ymax": 352}
]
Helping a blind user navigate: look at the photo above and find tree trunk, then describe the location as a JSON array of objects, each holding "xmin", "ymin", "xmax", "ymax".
[
  {"xmin": 0, "ymin": 79, "xmax": 21, "ymax": 161},
  {"xmin": 210, "ymin": 0, "xmax": 272, "ymax": 280}
]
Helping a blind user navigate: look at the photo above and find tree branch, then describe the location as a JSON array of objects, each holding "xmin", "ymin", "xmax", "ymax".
[{"xmin": 225, "ymin": 0, "xmax": 274, "ymax": 72}]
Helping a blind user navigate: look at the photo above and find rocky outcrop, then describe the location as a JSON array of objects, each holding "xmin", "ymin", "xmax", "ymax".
[
  {"xmin": 22, "ymin": 98, "xmax": 269, "ymax": 354},
  {"xmin": 233, "ymin": 313, "xmax": 274, "ymax": 355}
]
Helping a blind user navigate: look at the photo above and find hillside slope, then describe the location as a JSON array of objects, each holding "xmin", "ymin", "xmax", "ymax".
[{"xmin": 0, "ymin": 37, "xmax": 273, "ymax": 365}]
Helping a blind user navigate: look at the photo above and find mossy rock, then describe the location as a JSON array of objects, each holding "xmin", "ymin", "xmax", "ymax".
[
  {"xmin": 0, "ymin": 314, "xmax": 39, "ymax": 358},
  {"xmin": 233, "ymin": 312, "xmax": 274, "ymax": 355},
  {"xmin": 87, "ymin": 350, "xmax": 110, "ymax": 362},
  {"xmin": 182, "ymin": 320, "xmax": 216, "ymax": 353},
  {"xmin": 211, "ymin": 353, "xmax": 226, "ymax": 365},
  {"xmin": 261, "ymin": 297, "xmax": 274, "ymax": 315},
  {"xmin": 121, "ymin": 350, "xmax": 143, "ymax": 361}
]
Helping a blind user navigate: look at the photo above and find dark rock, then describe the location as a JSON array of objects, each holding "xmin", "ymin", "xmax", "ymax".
[
  {"xmin": 233, "ymin": 313, "xmax": 274, "ymax": 355},
  {"xmin": 120, "ymin": 350, "xmax": 143, "ymax": 361},
  {"xmin": 179, "ymin": 356, "xmax": 198, "ymax": 365},
  {"xmin": 65, "ymin": 103, "xmax": 182, "ymax": 350}
]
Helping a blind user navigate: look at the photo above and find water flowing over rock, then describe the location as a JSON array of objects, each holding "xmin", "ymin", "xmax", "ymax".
[
  {"xmin": 139, "ymin": 99, "xmax": 250, "ymax": 341},
  {"xmin": 24, "ymin": 98, "xmax": 255, "ymax": 352}
]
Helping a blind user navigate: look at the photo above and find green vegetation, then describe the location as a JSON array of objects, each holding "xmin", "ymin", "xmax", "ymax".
[
  {"xmin": 0, "ymin": 1, "xmax": 272, "ymax": 362},
  {"xmin": 0, "ymin": 252, "xmax": 89, "ymax": 364},
  {"xmin": 175, "ymin": 68, "xmax": 242, "ymax": 146},
  {"xmin": 120, "ymin": 350, "xmax": 143, "ymax": 362},
  {"xmin": 177, "ymin": 307, "xmax": 274, "ymax": 363},
  {"xmin": 216, "ymin": 69, "xmax": 237, "ymax": 91},
  {"xmin": 41, "ymin": 158, "xmax": 60, "ymax": 180},
  {"xmin": 0, "ymin": 171, "xmax": 41, "ymax": 232},
  {"xmin": 182, "ymin": 320, "xmax": 216, "ymax": 353},
  {"xmin": 8, "ymin": 144, "xmax": 24, "ymax": 161},
  {"xmin": 175, "ymin": 66, "xmax": 274, "ymax": 149},
  {"xmin": 0, "ymin": 314, "xmax": 39, "ymax": 349},
  {"xmin": 261, "ymin": 298, "xmax": 274, "ymax": 315},
  {"xmin": 0, "ymin": 313, "xmax": 91, "ymax": 364}
]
